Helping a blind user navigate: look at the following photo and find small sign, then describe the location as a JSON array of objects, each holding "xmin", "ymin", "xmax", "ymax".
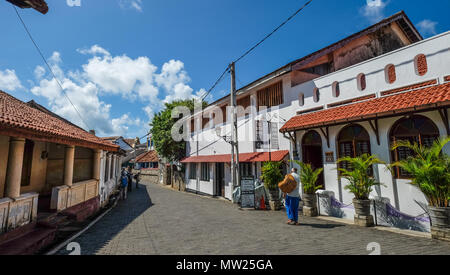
[
  {"xmin": 325, "ymin": 152, "xmax": 334, "ymax": 163},
  {"xmin": 240, "ymin": 177, "xmax": 255, "ymax": 209}
]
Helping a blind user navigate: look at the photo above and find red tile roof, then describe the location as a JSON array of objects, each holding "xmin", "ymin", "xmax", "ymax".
[
  {"xmin": 135, "ymin": 150, "xmax": 159, "ymax": 163},
  {"xmin": 0, "ymin": 91, "xmax": 119, "ymax": 151},
  {"xmin": 181, "ymin": 150, "xmax": 289, "ymax": 163},
  {"xmin": 280, "ymin": 83, "xmax": 450, "ymax": 133}
]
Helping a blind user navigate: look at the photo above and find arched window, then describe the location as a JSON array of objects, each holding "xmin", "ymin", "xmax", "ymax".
[
  {"xmin": 313, "ymin": 88, "xmax": 320, "ymax": 103},
  {"xmin": 332, "ymin": 82, "xmax": 340, "ymax": 98},
  {"xmin": 390, "ymin": 115, "xmax": 440, "ymax": 178},
  {"xmin": 414, "ymin": 54, "xmax": 428, "ymax": 76},
  {"xmin": 385, "ymin": 64, "xmax": 396, "ymax": 84},
  {"xmin": 357, "ymin": 73, "xmax": 366, "ymax": 91},
  {"xmin": 298, "ymin": 92, "xmax": 304, "ymax": 106},
  {"xmin": 337, "ymin": 125, "xmax": 371, "ymax": 171}
]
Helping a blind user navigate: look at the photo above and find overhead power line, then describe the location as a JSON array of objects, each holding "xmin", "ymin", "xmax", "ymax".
[
  {"xmin": 200, "ymin": 0, "xmax": 312, "ymax": 102},
  {"xmin": 13, "ymin": 6, "xmax": 93, "ymax": 131},
  {"xmin": 233, "ymin": 0, "xmax": 313, "ymax": 64}
]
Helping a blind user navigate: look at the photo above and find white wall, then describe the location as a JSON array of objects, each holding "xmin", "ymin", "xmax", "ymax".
[{"xmin": 184, "ymin": 32, "xmax": 450, "ymax": 216}]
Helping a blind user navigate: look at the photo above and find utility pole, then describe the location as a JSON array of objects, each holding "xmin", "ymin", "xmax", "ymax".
[{"xmin": 230, "ymin": 62, "xmax": 240, "ymax": 203}]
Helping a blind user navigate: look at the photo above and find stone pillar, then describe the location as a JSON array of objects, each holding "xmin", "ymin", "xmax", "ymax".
[
  {"xmin": 92, "ymin": 149, "xmax": 101, "ymax": 181},
  {"xmin": 64, "ymin": 145, "xmax": 75, "ymax": 187},
  {"xmin": 5, "ymin": 138, "xmax": 26, "ymax": 199},
  {"xmin": 112, "ymin": 155, "xmax": 117, "ymax": 178}
]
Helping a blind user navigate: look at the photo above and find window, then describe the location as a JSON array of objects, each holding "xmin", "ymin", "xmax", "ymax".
[
  {"xmin": 337, "ymin": 125, "xmax": 371, "ymax": 172},
  {"xmin": 385, "ymin": 64, "xmax": 396, "ymax": 84},
  {"xmin": 189, "ymin": 163, "xmax": 197, "ymax": 179},
  {"xmin": 390, "ymin": 115, "xmax": 439, "ymax": 178},
  {"xmin": 190, "ymin": 118, "xmax": 195, "ymax": 134},
  {"xmin": 313, "ymin": 88, "xmax": 320, "ymax": 103},
  {"xmin": 237, "ymin": 96, "xmax": 251, "ymax": 117},
  {"xmin": 257, "ymin": 81, "xmax": 283, "ymax": 110},
  {"xmin": 357, "ymin": 73, "xmax": 366, "ymax": 91},
  {"xmin": 414, "ymin": 54, "xmax": 428, "ymax": 76},
  {"xmin": 298, "ymin": 93, "xmax": 304, "ymax": 106},
  {"xmin": 240, "ymin": 163, "xmax": 253, "ymax": 177},
  {"xmin": 21, "ymin": 140, "xmax": 34, "ymax": 187},
  {"xmin": 255, "ymin": 120, "xmax": 264, "ymax": 149},
  {"xmin": 200, "ymin": 163, "xmax": 210, "ymax": 181},
  {"xmin": 332, "ymin": 82, "xmax": 340, "ymax": 98}
]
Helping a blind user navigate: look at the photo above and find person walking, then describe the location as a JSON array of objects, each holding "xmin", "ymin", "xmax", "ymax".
[
  {"xmin": 284, "ymin": 168, "xmax": 301, "ymax": 225},
  {"xmin": 120, "ymin": 168, "xmax": 128, "ymax": 200},
  {"xmin": 127, "ymin": 166, "xmax": 133, "ymax": 192},
  {"xmin": 134, "ymin": 172, "xmax": 141, "ymax": 189}
]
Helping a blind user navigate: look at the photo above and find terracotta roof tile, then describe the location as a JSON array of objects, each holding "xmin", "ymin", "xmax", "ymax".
[
  {"xmin": 0, "ymin": 91, "xmax": 118, "ymax": 151},
  {"xmin": 135, "ymin": 150, "xmax": 159, "ymax": 163},
  {"xmin": 280, "ymin": 83, "xmax": 450, "ymax": 132},
  {"xmin": 181, "ymin": 150, "xmax": 289, "ymax": 163}
]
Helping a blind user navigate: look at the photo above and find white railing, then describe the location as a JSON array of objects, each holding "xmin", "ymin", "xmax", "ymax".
[{"xmin": 0, "ymin": 193, "xmax": 39, "ymax": 234}]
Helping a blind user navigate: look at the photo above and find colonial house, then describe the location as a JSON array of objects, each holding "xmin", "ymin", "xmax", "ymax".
[
  {"xmin": 0, "ymin": 91, "xmax": 120, "ymax": 254},
  {"xmin": 181, "ymin": 11, "xmax": 450, "ymax": 232}
]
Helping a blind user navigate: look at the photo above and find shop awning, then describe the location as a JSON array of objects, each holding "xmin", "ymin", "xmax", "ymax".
[
  {"xmin": 280, "ymin": 82, "xmax": 450, "ymax": 133},
  {"xmin": 181, "ymin": 150, "xmax": 290, "ymax": 164}
]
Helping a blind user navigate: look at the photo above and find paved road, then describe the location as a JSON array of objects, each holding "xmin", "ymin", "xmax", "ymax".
[{"xmin": 57, "ymin": 182, "xmax": 450, "ymax": 255}]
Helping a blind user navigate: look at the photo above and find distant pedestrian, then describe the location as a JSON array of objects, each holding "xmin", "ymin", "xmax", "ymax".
[
  {"xmin": 284, "ymin": 168, "xmax": 301, "ymax": 225},
  {"xmin": 134, "ymin": 172, "xmax": 141, "ymax": 189},
  {"xmin": 120, "ymin": 168, "xmax": 128, "ymax": 200},
  {"xmin": 127, "ymin": 166, "xmax": 133, "ymax": 192}
]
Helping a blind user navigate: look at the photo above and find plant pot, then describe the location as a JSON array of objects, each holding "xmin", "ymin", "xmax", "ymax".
[
  {"xmin": 303, "ymin": 193, "xmax": 317, "ymax": 208},
  {"xmin": 353, "ymin": 199, "xmax": 374, "ymax": 227},
  {"xmin": 429, "ymin": 207, "xmax": 450, "ymax": 228},
  {"xmin": 429, "ymin": 207, "xmax": 450, "ymax": 242},
  {"xmin": 302, "ymin": 193, "xmax": 318, "ymax": 217},
  {"xmin": 267, "ymin": 189, "xmax": 281, "ymax": 211}
]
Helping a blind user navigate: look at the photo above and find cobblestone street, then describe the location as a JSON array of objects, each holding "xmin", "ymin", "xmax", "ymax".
[{"xmin": 57, "ymin": 183, "xmax": 450, "ymax": 255}]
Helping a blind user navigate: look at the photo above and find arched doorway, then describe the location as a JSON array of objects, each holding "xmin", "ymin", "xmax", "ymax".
[{"xmin": 302, "ymin": 130, "xmax": 324, "ymax": 189}]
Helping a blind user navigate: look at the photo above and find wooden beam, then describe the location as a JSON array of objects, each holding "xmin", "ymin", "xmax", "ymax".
[
  {"xmin": 438, "ymin": 108, "xmax": 450, "ymax": 136},
  {"xmin": 368, "ymin": 119, "xmax": 381, "ymax": 146},
  {"xmin": 319, "ymin": 127, "xmax": 330, "ymax": 148}
]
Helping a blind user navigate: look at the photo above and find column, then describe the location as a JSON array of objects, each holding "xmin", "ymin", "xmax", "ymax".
[
  {"xmin": 107, "ymin": 154, "xmax": 112, "ymax": 181},
  {"xmin": 64, "ymin": 145, "xmax": 75, "ymax": 187},
  {"xmin": 112, "ymin": 155, "xmax": 117, "ymax": 178},
  {"xmin": 92, "ymin": 149, "xmax": 101, "ymax": 181},
  {"xmin": 5, "ymin": 138, "xmax": 26, "ymax": 199}
]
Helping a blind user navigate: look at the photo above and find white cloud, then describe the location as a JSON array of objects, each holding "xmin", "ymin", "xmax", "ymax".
[
  {"xmin": 119, "ymin": 0, "xmax": 143, "ymax": 12},
  {"xmin": 77, "ymin": 45, "xmax": 111, "ymax": 56},
  {"xmin": 34, "ymin": 66, "xmax": 46, "ymax": 79},
  {"xmin": 417, "ymin": 19, "xmax": 438, "ymax": 37},
  {"xmin": 361, "ymin": 0, "xmax": 387, "ymax": 23},
  {"xmin": 29, "ymin": 47, "xmax": 204, "ymax": 138},
  {"xmin": 0, "ymin": 69, "xmax": 23, "ymax": 91}
]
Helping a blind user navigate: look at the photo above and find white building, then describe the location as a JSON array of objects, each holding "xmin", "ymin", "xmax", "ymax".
[{"xmin": 181, "ymin": 12, "xmax": 450, "ymax": 232}]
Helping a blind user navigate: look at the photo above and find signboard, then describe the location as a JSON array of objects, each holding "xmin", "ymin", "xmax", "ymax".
[
  {"xmin": 240, "ymin": 177, "xmax": 255, "ymax": 209},
  {"xmin": 325, "ymin": 152, "xmax": 334, "ymax": 163}
]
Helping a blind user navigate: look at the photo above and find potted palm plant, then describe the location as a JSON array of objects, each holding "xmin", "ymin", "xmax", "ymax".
[
  {"xmin": 337, "ymin": 154, "xmax": 385, "ymax": 227},
  {"xmin": 391, "ymin": 137, "xmax": 450, "ymax": 241},
  {"xmin": 294, "ymin": 161, "xmax": 323, "ymax": 217},
  {"xmin": 261, "ymin": 161, "xmax": 284, "ymax": 211}
]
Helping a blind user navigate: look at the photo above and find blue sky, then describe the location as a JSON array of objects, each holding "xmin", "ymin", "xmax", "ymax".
[{"xmin": 0, "ymin": 0, "xmax": 448, "ymax": 139}]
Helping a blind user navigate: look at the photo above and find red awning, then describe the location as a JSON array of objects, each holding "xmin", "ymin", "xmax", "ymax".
[
  {"xmin": 280, "ymin": 82, "xmax": 450, "ymax": 133},
  {"xmin": 181, "ymin": 150, "xmax": 289, "ymax": 163}
]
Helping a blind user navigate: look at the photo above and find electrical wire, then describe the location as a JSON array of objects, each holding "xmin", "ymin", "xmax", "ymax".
[
  {"xmin": 200, "ymin": 66, "xmax": 230, "ymax": 102},
  {"xmin": 233, "ymin": 0, "xmax": 312, "ymax": 64},
  {"xmin": 13, "ymin": 6, "xmax": 93, "ymax": 131}
]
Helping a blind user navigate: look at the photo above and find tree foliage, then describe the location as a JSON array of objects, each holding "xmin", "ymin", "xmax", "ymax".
[
  {"xmin": 150, "ymin": 99, "xmax": 207, "ymax": 163},
  {"xmin": 390, "ymin": 137, "xmax": 450, "ymax": 207},
  {"xmin": 261, "ymin": 161, "xmax": 284, "ymax": 191},
  {"xmin": 337, "ymin": 154, "xmax": 385, "ymax": 200},
  {"xmin": 293, "ymin": 160, "xmax": 323, "ymax": 194}
]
